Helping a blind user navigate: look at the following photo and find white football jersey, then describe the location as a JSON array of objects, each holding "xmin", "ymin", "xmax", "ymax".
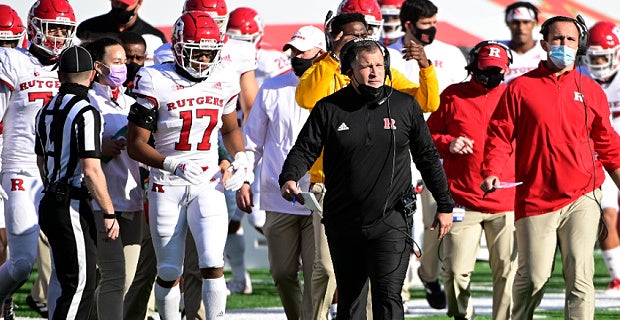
[
  {"xmin": 597, "ymin": 73, "xmax": 620, "ymax": 133},
  {"xmin": 0, "ymin": 48, "xmax": 60, "ymax": 171},
  {"xmin": 500, "ymin": 40, "xmax": 546, "ymax": 83},
  {"xmin": 255, "ymin": 48, "xmax": 291, "ymax": 86},
  {"xmin": 388, "ymin": 39, "xmax": 468, "ymax": 93},
  {"xmin": 153, "ymin": 42, "xmax": 174, "ymax": 65},
  {"xmin": 220, "ymin": 38, "xmax": 258, "ymax": 77},
  {"xmin": 133, "ymin": 62, "xmax": 239, "ymax": 185}
]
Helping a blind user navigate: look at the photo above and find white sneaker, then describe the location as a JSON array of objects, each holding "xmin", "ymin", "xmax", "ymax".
[
  {"xmin": 226, "ymin": 272, "xmax": 252, "ymax": 294},
  {"xmin": 604, "ymin": 277, "xmax": 620, "ymax": 296},
  {"xmin": 328, "ymin": 303, "xmax": 337, "ymax": 320}
]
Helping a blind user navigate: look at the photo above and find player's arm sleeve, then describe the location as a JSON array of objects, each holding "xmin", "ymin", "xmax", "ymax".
[
  {"xmin": 0, "ymin": 49, "xmax": 17, "ymax": 93},
  {"xmin": 128, "ymin": 68, "xmax": 159, "ymax": 130},
  {"xmin": 407, "ymin": 95, "xmax": 454, "ymax": 212},
  {"xmin": 77, "ymin": 106, "xmax": 103, "ymax": 159},
  {"xmin": 390, "ymin": 64, "xmax": 439, "ymax": 113},
  {"xmin": 243, "ymin": 87, "xmax": 269, "ymax": 168},
  {"xmin": 222, "ymin": 92, "xmax": 240, "ymax": 116},
  {"xmin": 481, "ymin": 89, "xmax": 516, "ymax": 178},
  {"xmin": 295, "ymin": 52, "xmax": 348, "ymax": 110},
  {"xmin": 279, "ymin": 101, "xmax": 328, "ymax": 186},
  {"xmin": 0, "ymin": 84, "xmax": 10, "ymax": 121}
]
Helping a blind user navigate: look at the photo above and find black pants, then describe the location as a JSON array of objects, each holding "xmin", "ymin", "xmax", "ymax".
[
  {"xmin": 325, "ymin": 210, "xmax": 412, "ymax": 320},
  {"xmin": 39, "ymin": 193, "xmax": 97, "ymax": 320}
]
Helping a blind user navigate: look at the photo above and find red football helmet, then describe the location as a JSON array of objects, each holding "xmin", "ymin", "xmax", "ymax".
[
  {"xmin": 226, "ymin": 7, "xmax": 264, "ymax": 47},
  {"xmin": 172, "ymin": 11, "xmax": 224, "ymax": 79},
  {"xmin": 378, "ymin": 0, "xmax": 405, "ymax": 41},
  {"xmin": 183, "ymin": 0, "xmax": 228, "ymax": 38},
  {"xmin": 0, "ymin": 5, "xmax": 26, "ymax": 48},
  {"xmin": 337, "ymin": 0, "xmax": 383, "ymax": 40},
  {"xmin": 27, "ymin": 0, "xmax": 76, "ymax": 56},
  {"xmin": 585, "ymin": 21, "xmax": 620, "ymax": 80}
]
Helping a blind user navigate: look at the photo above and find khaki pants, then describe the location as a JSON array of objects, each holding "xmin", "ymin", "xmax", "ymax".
[
  {"xmin": 443, "ymin": 210, "xmax": 516, "ymax": 320},
  {"xmin": 31, "ymin": 232, "xmax": 51, "ymax": 303},
  {"xmin": 512, "ymin": 191, "xmax": 600, "ymax": 320},
  {"xmin": 418, "ymin": 188, "xmax": 441, "ymax": 283},
  {"xmin": 263, "ymin": 211, "xmax": 315, "ymax": 320},
  {"xmin": 310, "ymin": 183, "xmax": 338, "ymax": 320}
]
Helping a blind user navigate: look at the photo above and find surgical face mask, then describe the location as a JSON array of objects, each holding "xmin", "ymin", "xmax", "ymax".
[
  {"xmin": 475, "ymin": 69, "xmax": 504, "ymax": 89},
  {"xmin": 111, "ymin": 6, "xmax": 136, "ymax": 25},
  {"xmin": 101, "ymin": 63, "xmax": 127, "ymax": 88},
  {"xmin": 414, "ymin": 26, "xmax": 436, "ymax": 45},
  {"xmin": 549, "ymin": 45, "xmax": 577, "ymax": 69}
]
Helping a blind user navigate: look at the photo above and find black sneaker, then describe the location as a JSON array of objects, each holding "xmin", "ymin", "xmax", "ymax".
[
  {"xmin": 26, "ymin": 295, "xmax": 49, "ymax": 318},
  {"xmin": 418, "ymin": 270, "xmax": 446, "ymax": 309},
  {"xmin": 2, "ymin": 297, "xmax": 14, "ymax": 320}
]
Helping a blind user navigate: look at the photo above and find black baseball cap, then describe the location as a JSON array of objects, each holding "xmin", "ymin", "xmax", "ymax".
[{"xmin": 56, "ymin": 46, "xmax": 94, "ymax": 73}]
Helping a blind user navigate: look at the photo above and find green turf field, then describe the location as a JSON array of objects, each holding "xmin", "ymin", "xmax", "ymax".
[{"xmin": 11, "ymin": 251, "xmax": 620, "ymax": 319}]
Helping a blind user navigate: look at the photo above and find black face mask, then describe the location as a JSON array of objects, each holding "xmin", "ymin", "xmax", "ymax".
[
  {"xmin": 357, "ymin": 83, "xmax": 384, "ymax": 103},
  {"xmin": 414, "ymin": 26, "xmax": 436, "ymax": 45},
  {"xmin": 124, "ymin": 62, "xmax": 142, "ymax": 87},
  {"xmin": 475, "ymin": 69, "xmax": 504, "ymax": 89},
  {"xmin": 291, "ymin": 52, "xmax": 320, "ymax": 77},
  {"xmin": 111, "ymin": 6, "xmax": 136, "ymax": 25}
]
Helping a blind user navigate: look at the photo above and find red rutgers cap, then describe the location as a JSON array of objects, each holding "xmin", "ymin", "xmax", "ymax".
[{"xmin": 477, "ymin": 44, "xmax": 510, "ymax": 70}]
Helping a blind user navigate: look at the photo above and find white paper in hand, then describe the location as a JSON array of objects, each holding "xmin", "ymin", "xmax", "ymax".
[{"xmin": 300, "ymin": 192, "xmax": 322, "ymax": 212}]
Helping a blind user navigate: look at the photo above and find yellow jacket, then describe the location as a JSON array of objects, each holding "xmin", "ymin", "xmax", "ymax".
[{"xmin": 295, "ymin": 51, "xmax": 440, "ymax": 183}]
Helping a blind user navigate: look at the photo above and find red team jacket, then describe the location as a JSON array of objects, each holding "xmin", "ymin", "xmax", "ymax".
[
  {"xmin": 482, "ymin": 62, "xmax": 620, "ymax": 220},
  {"xmin": 427, "ymin": 79, "xmax": 515, "ymax": 213}
]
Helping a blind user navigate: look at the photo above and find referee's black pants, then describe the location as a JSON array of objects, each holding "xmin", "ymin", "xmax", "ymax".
[
  {"xmin": 325, "ymin": 209, "xmax": 413, "ymax": 320},
  {"xmin": 39, "ymin": 193, "xmax": 97, "ymax": 320}
]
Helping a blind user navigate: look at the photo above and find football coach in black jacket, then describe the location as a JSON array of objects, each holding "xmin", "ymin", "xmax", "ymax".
[{"xmin": 279, "ymin": 39, "xmax": 454, "ymax": 320}]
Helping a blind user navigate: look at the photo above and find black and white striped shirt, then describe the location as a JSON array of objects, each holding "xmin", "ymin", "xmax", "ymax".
[{"xmin": 35, "ymin": 83, "xmax": 103, "ymax": 187}]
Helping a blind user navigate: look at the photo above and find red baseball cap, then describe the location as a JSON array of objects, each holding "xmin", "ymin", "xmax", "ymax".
[{"xmin": 477, "ymin": 44, "xmax": 510, "ymax": 70}]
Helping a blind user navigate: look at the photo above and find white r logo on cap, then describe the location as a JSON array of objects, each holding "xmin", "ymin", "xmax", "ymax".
[{"xmin": 489, "ymin": 47, "xmax": 501, "ymax": 58}]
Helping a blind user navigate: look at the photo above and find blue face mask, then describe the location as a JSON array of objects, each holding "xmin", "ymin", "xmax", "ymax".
[{"xmin": 549, "ymin": 45, "xmax": 577, "ymax": 69}]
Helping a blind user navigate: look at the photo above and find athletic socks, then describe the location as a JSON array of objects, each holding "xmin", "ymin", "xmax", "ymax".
[
  {"xmin": 202, "ymin": 277, "xmax": 227, "ymax": 319},
  {"xmin": 603, "ymin": 247, "xmax": 620, "ymax": 280},
  {"xmin": 154, "ymin": 282, "xmax": 181, "ymax": 320}
]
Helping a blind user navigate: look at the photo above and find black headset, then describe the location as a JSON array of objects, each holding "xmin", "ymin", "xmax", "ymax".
[
  {"xmin": 539, "ymin": 14, "xmax": 589, "ymax": 56},
  {"xmin": 339, "ymin": 38, "xmax": 391, "ymax": 81},
  {"xmin": 465, "ymin": 40, "xmax": 513, "ymax": 73}
]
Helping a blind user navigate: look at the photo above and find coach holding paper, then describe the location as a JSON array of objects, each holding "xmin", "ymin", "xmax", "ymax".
[
  {"xmin": 279, "ymin": 39, "xmax": 453, "ymax": 320},
  {"xmin": 480, "ymin": 16, "xmax": 620, "ymax": 319}
]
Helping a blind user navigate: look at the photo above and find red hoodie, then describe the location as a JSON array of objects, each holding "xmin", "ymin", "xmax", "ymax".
[
  {"xmin": 482, "ymin": 62, "xmax": 620, "ymax": 220},
  {"xmin": 428, "ymin": 78, "xmax": 515, "ymax": 213}
]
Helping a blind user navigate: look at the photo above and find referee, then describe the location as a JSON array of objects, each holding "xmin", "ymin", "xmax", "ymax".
[{"xmin": 34, "ymin": 46, "xmax": 119, "ymax": 320}]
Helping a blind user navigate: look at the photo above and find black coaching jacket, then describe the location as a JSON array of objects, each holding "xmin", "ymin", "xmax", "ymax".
[{"xmin": 279, "ymin": 85, "xmax": 453, "ymax": 228}]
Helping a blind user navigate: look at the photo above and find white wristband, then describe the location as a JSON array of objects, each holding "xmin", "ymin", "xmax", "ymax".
[{"xmin": 162, "ymin": 156, "xmax": 180, "ymax": 173}]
